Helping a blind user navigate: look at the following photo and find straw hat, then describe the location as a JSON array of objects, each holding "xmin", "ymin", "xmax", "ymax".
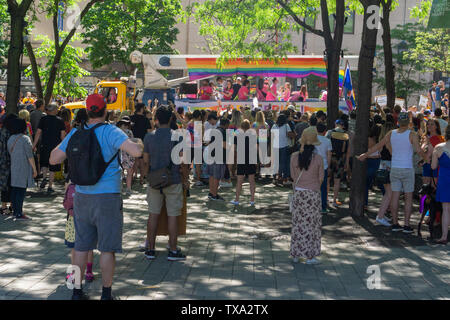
[{"xmin": 300, "ymin": 126, "xmax": 321, "ymax": 147}]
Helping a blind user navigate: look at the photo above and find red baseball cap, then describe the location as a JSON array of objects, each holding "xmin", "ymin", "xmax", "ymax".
[{"xmin": 86, "ymin": 94, "xmax": 106, "ymax": 112}]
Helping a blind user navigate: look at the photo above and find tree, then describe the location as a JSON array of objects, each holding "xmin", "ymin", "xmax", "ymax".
[
  {"xmin": 350, "ymin": 0, "xmax": 381, "ymax": 216},
  {"xmin": 24, "ymin": 34, "xmax": 90, "ymax": 99},
  {"xmin": 189, "ymin": 0, "xmax": 354, "ymax": 129},
  {"xmin": 374, "ymin": 23, "xmax": 428, "ymax": 106},
  {"xmin": 405, "ymin": 29, "xmax": 450, "ymax": 80},
  {"xmin": 81, "ymin": 0, "xmax": 182, "ymax": 74},
  {"xmin": 0, "ymin": 0, "xmax": 9, "ymax": 64},
  {"xmin": 27, "ymin": 0, "xmax": 103, "ymax": 106},
  {"xmin": 5, "ymin": 0, "xmax": 34, "ymax": 114},
  {"xmin": 380, "ymin": 0, "xmax": 398, "ymax": 109}
]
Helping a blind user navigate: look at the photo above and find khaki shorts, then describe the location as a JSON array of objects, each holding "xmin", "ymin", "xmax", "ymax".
[
  {"xmin": 390, "ymin": 167, "xmax": 415, "ymax": 193},
  {"xmin": 147, "ymin": 184, "xmax": 183, "ymax": 217}
]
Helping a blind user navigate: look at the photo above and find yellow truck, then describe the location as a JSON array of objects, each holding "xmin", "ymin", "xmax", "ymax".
[{"xmin": 62, "ymin": 78, "xmax": 137, "ymax": 114}]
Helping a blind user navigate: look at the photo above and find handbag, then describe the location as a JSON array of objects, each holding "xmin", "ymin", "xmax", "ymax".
[
  {"xmin": 288, "ymin": 170, "xmax": 303, "ymax": 213},
  {"xmin": 148, "ymin": 162, "xmax": 173, "ymax": 190},
  {"xmin": 374, "ymin": 168, "xmax": 390, "ymax": 185}
]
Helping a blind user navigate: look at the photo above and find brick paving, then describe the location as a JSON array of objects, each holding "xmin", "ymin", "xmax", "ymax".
[{"xmin": 0, "ymin": 179, "xmax": 449, "ymax": 300}]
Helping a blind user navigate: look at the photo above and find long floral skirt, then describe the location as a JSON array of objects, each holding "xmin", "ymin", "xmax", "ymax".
[{"xmin": 290, "ymin": 189, "xmax": 322, "ymax": 259}]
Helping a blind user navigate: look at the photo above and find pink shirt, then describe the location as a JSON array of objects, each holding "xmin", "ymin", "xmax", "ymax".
[
  {"xmin": 266, "ymin": 84, "xmax": 277, "ymax": 101},
  {"xmin": 238, "ymin": 86, "xmax": 249, "ymax": 100},
  {"xmin": 290, "ymin": 152, "xmax": 324, "ymax": 192},
  {"xmin": 223, "ymin": 88, "xmax": 233, "ymax": 100},
  {"xmin": 282, "ymin": 89, "xmax": 291, "ymax": 101},
  {"xmin": 199, "ymin": 86, "xmax": 213, "ymax": 100}
]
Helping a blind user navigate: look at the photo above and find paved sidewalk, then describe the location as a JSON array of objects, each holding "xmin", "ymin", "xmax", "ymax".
[{"xmin": 0, "ymin": 180, "xmax": 449, "ymax": 300}]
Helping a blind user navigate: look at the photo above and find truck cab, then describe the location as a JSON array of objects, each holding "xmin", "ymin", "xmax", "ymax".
[{"xmin": 62, "ymin": 78, "xmax": 136, "ymax": 114}]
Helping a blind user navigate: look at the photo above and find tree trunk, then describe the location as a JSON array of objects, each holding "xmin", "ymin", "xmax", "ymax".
[
  {"xmin": 5, "ymin": 12, "xmax": 26, "ymax": 114},
  {"xmin": 24, "ymin": 41, "xmax": 44, "ymax": 101},
  {"xmin": 43, "ymin": 52, "xmax": 62, "ymax": 106},
  {"xmin": 381, "ymin": 0, "xmax": 395, "ymax": 109},
  {"xmin": 350, "ymin": 0, "xmax": 380, "ymax": 217},
  {"xmin": 5, "ymin": 0, "xmax": 34, "ymax": 114},
  {"xmin": 326, "ymin": 50, "xmax": 341, "ymax": 129}
]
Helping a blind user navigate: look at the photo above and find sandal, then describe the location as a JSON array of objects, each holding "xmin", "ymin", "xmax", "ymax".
[{"xmin": 433, "ymin": 239, "xmax": 448, "ymax": 245}]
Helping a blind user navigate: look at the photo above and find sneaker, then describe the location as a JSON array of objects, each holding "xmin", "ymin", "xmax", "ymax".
[
  {"xmin": 71, "ymin": 291, "xmax": 90, "ymax": 300},
  {"xmin": 321, "ymin": 208, "xmax": 329, "ymax": 214},
  {"xmin": 214, "ymin": 195, "xmax": 225, "ymax": 201},
  {"xmin": 250, "ymin": 201, "xmax": 255, "ymax": 206},
  {"xmin": 125, "ymin": 189, "xmax": 131, "ymax": 196},
  {"xmin": 47, "ymin": 188, "xmax": 55, "ymax": 194},
  {"xmin": 391, "ymin": 224, "xmax": 403, "ymax": 232},
  {"xmin": 230, "ymin": 200, "xmax": 239, "ymax": 206},
  {"xmin": 208, "ymin": 193, "xmax": 216, "ymax": 200},
  {"xmin": 14, "ymin": 215, "xmax": 31, "ymax": 221},
  {"xmin": 292, "ymin": 257, "xmax": 299, "ymax": 263},
  {"xmin": 376, "ymin": 217, "xmax": 392, "ymax": 227},
  {"xmin": 144, "ymin": 249, "xmax": 156, "ymax": 260},
  {"xmin": 219, "ymin": 181, "xmax": 233, "ymax": 188},
  {"xmin": 333, "ymin": 201, "xmax": 343, "ymax": 207},
  {"xmin": 194, "ymin": 181, "xmax": 205, "ymax": 187},
  {"xmin": 85, "ymin": 272, "xmax": 94, "ymax": 282},
  {"xmin": 305, "ymin": 258, "xmax": 320, "ymax": 265},
  {"xmin": 40, "ymin": 178, "xmax": 48, "ymax": 189},
  {"xmin": 385, "ymin": 216, "xmax": 392, "ymax": 222},
  {"xmin": 167, "ymin": 249, "xmax": 186, "ymax": 261},
  {"xmin": 402, "ymin": 226, "xmax": 414, "ymax": 234}
]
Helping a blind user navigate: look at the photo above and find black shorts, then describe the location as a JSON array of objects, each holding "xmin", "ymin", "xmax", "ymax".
[
  {"xmin": 40, "ymin": 146, "xmax": 61, "ymax": 172},
  {"xmin": 237, "ymin": 164, "xmax": 257, "ymax": 176}
]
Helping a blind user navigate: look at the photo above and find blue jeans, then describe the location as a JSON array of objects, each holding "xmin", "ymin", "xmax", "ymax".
[
  {"xmin": 365, "ymin": 158, "xmax": 381, "ymax": 206},
  {"xmin": 11, "ymin": 187, "xmax": 26, "ymax": 217},
  {"xmin": 321, "ymin": 169, "xmax": 328, "ymax": 210},
  {"xmin": 278, "ymin": 147, "xmax": 290, "ymax": 179}
]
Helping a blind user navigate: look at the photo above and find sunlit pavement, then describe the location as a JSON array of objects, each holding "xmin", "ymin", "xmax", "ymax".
[{"xmin": 0, "ymin": 179, "xmax": 449, "ymax": 300}]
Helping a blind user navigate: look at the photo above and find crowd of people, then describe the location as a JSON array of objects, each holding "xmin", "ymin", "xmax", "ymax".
[
  {"xmin": 192, "ymin": 76, "xmax": 310, "ymax": 102},
  {"xmin": 0, "ymin": 83, "xmax": 449, "ymax": 299}
]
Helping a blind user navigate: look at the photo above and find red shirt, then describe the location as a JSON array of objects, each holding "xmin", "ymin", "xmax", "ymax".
[
  {"xmin": 430, "ymin": 135, "xmax": 445, "ymax": 147},
  {"xmin": 238, "ymin": 86, "xmax": 249, "ymax": 100},
  {"xmin": 223, "ymin": 88, "xmax": 234, "ymax": 100},
  {"xmin": 199, "ymin": 86, "xmax": 213, "ymax": 100}
]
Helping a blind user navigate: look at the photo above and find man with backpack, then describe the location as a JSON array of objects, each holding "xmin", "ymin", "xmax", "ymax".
[
  {"xmin": 142, "ymin": 106, "xmax": 187, "ymax": 261},
  {"xmin": 50, "ymin": 94, "xmax": 143, "ymax": 300},
  {"xmin": 326, "ymin": 119, "xmax": 350, "ymax": 207}
]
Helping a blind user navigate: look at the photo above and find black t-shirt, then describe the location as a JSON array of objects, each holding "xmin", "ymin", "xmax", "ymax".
[
  {"xmin": 231, "ymin": 84, "xmax": 241, "ymax": 100},
  {"xmin": 38, "ymin": 115, "xmax": 65, "ymax": 148},
  {"xmin": 130, "ymin": 114, "xmax": 151, "ymax": 140},
  {"xmin": 234, "ymin": 133, "xmax": 256, "ymax": 165},
  {"xmin": 210, "ymin": 127, "xmax": 227, "ymax": 163}
]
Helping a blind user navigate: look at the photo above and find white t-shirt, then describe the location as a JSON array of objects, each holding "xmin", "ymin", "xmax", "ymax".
[
  {"xmin": 272, "ymin": 124, "xmax": 292, "ymax": 148},
  {"xmin": 315, "ymin": 135, "xmax": 332, "ymax": 170}
]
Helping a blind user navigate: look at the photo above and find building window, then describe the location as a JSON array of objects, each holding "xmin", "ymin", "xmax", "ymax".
[{"xmin": 329, "ymin": 10, "xmax": 355, "ymax": 34}]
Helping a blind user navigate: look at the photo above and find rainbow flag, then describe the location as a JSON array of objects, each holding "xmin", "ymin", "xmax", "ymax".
[
  {"xmin": 339, "ymin": 69, "xmax": 345, "ymax": 87},
  {"xmin": 343, "ymin": 61, "xmax": 356, "ymax": 111},
  {"xmin": 186, "ymin": 57, "xmax": 327, "ymax": 80}
]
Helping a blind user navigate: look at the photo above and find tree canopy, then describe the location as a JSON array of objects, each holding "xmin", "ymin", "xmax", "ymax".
[
  {"xmin": 0, "ymin": 0, "xmax": 9, "ymax": 64},
  {"xmin": 81, "ymin": 0, "xmax": 182, "ymax": 73},
  {"xmin": 24, "ymin": 34, "xmax": 90, "ymax": 99}
]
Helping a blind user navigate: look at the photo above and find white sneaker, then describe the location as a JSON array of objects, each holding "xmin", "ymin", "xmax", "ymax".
[
  {"xmin": 305, "ymin": 258, "xmax": 320, "ymax": 265},
  {"xmin": 220, "ymin": 181, "xmax": 233, "ymax": 188},
  {"xmin": 376, "ymin": 217, "xmax": 392, "ymax": 227},
  {"xmin": 230, "ymin": 200, "xmax": 239, "ymax": 206}
]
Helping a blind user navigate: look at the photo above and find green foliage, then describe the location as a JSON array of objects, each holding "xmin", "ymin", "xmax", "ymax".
[
  {"xmin": 0, "ymin": 0, "xmax": 9, "ymax": 64},
  {"xmin": 24, "ymin": 34, "xmax": 90, "ymax": 98},
  {"xmin": 410, "ymin": 0, "xmax": 432, "ymax": 23},
  {"xmin": 189, "ymin": 0, "xmax": 297, "ymax": 64},
  {"xmin": 81, "ymin": 0, "xmax": 182, "ymax": 72},
  {"xmin": 374, "ymin": 23, "xmax": 428, "ymax": 102},
  {"xmin": 405, "ymin": 28, "xmax": 450, "ymax": 74}
]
